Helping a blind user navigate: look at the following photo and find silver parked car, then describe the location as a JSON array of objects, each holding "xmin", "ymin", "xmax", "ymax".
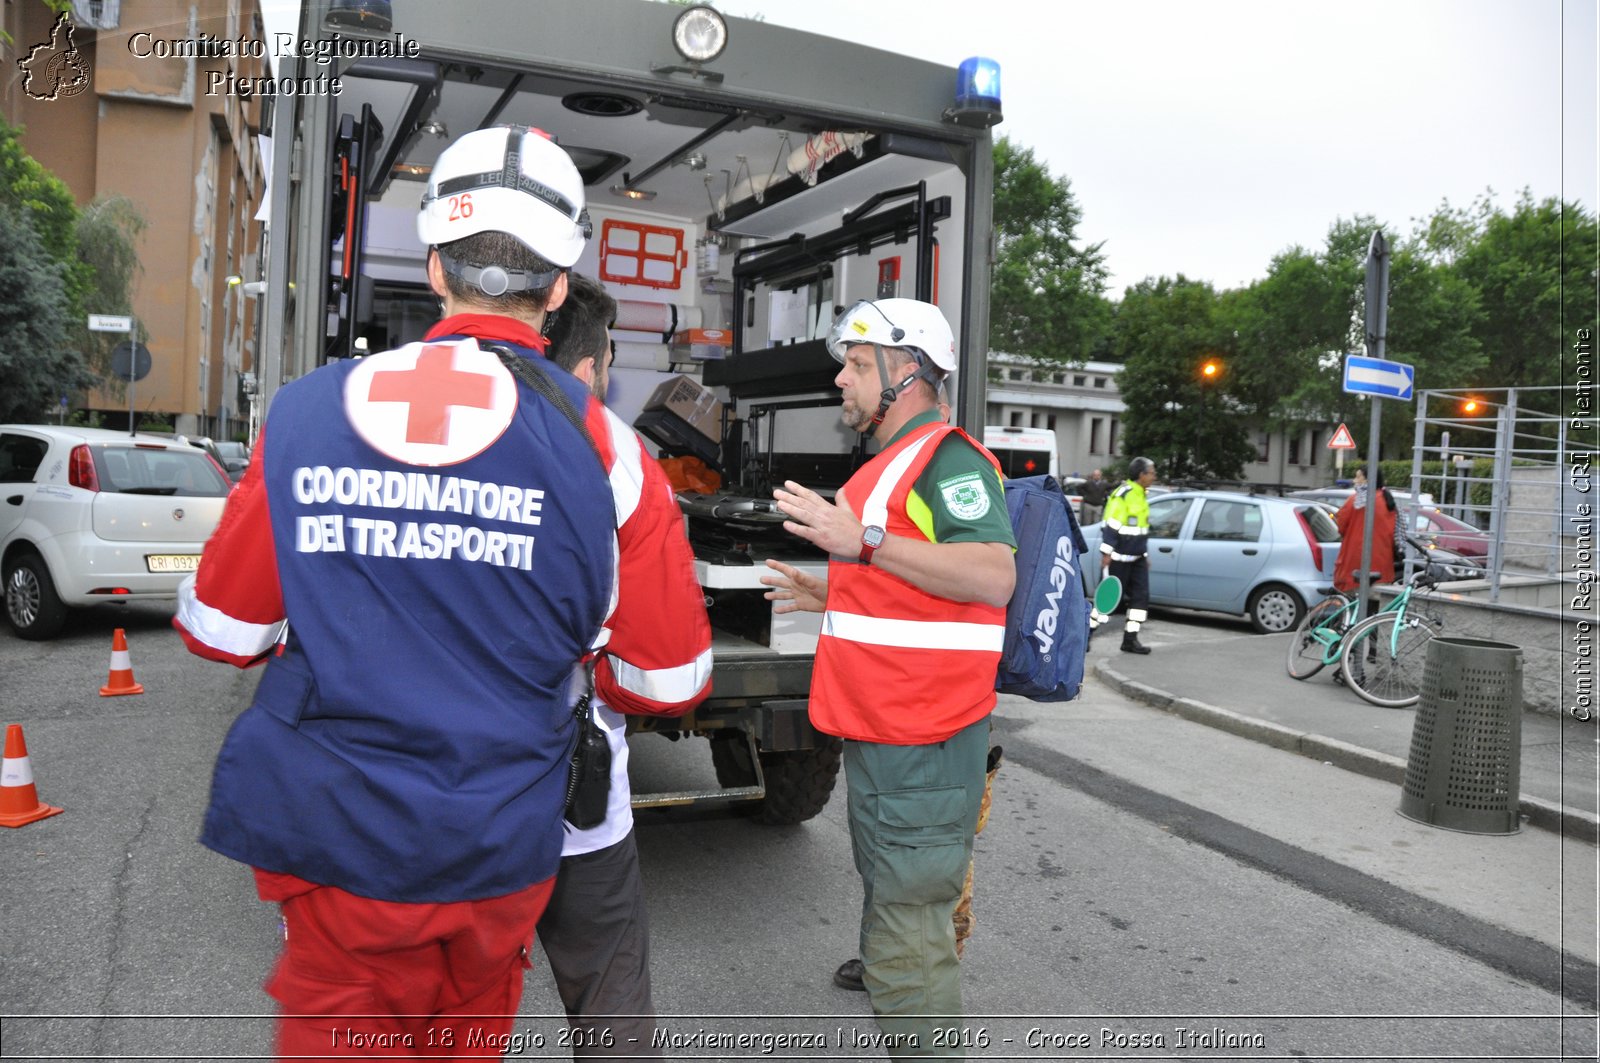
[
  {"xmin": 1, "ymin": 426, "xmax": 232, "ymax": 639},
  {"xmin": 213, "ymin": 440, "xmax": 252, "ymax": 482},
  {"xmin": 1082, "ymin": 490, "xmax": 1342, "ymax": 633}
]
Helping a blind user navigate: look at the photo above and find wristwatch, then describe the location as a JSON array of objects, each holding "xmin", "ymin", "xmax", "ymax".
[{"xmin": 859, "ymin": 525, "xmax": 886, "ymax": 565}]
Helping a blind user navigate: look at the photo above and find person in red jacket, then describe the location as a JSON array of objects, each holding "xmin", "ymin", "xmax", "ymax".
[
  {"xmin": 1333, "ymin": 464, "xmax": 1398, "ymax": 593},
  {"xmin": 537, "ymin": 272, "xmax": 668, "ymax": 1059},
  {"xmin": 174, "ymin": 126, "xmax": 710, "ymax": 1060}
]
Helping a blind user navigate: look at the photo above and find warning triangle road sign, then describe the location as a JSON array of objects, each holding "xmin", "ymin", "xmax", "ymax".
[{"xmin": 1327, "ymin": 423, "xmax": 1357, "ymax": 450}]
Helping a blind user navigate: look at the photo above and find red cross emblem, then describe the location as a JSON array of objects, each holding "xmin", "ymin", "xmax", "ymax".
[
  {"xmin": 367, "ymin": 344, "xmax": 498, "ymax": 445},
  {"xmin": 344, "ymin": 339, "xmax": 515, "ymax": 467}
]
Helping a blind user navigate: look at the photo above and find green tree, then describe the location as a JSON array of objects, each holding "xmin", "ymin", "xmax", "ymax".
[
  {"xmin": 989, "ymin": 137, "xmax": 1112, "ymax": 365},
  {"xmin": 1423, "ymin": 191, "xmax": 1598, "ymax": 389},
  {"xmin": 0, "ymin": 206, "xmax": 88, "ymax": 422},
  {"xmin": 1, "ymin": 121, "xmax": 147, "ymax": 407},
  {"xmin": 1223, "ymin": 246, "xmax": 1349, "ymax": 430},
  {"xmin": 1112, "ymin": 276, "xmax": 1255, "ymax": 481},
  {"xmin": 1331, "ymin": 220, "xmax": 1484, "ymax": 457},
  {"xmin": 0, "ymin": 116, "xmax": 90, "ymax": 310},
  {"xmin": 72, "ymin": 195, "xmax": 147, "ymax": 384},
  {"xmin": 1384, "ymin": 242, "xmax": 1483, "ymax": 394},
  {"xmin": 1222, "ymin": 216, "xmax": 1484, "ymax": 464},
  {"xmin": 0, "ymin": 0, "xmax": 72, "ymax": 48}
]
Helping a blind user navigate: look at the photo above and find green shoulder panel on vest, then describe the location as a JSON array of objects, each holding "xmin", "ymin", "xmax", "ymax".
[{"xmin": 908, "ymin": 433, "xmax": 1015, "ymax": 546}]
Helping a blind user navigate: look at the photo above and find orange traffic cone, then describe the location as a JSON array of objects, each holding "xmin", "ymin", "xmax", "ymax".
[
  {"xmin": 99, "ymin": 628, "xmax": 145, "ymax": 697},
  {"xmin": 0, "ymin": 724, "xmax": 64, "ymax": 827}
]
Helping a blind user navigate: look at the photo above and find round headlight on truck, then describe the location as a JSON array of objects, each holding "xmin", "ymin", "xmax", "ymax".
[{"xmin": 672, "ymin": 4, "xmax": 728, "ymax": 63}]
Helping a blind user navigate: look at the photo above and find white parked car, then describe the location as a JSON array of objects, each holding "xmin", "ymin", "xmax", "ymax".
[{"xmin": 1, "ymin": 426, "xmax": 232, "ymax": 639}]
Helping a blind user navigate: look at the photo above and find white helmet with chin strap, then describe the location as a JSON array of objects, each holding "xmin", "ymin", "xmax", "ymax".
[
  {"xmin": 417, "ymin": 125, "xmax": 592, "ymax": 296},
  {"xmin": 826, "ymin": 298, "xmax": 957, "ymax": 432}
]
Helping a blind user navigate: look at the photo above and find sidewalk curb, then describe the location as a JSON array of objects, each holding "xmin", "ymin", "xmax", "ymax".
[{"xmin": 1092, "ymin": 660, "xmax": 1600, "ymax": 841}]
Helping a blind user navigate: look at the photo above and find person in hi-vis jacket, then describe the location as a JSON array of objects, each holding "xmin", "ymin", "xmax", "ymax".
[
  {"xmin": 761, "ymin": 298, "xmax": 1015, "ymax": 1058},
  {"xmin": 1101, "ymin": 456, "xmax": 1159, "ymax": 654}
]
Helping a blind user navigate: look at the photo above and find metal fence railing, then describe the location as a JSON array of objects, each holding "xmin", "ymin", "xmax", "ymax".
[{"xmin": 1407, "ymin": 386, "xmax": 1582, "ymax": 602}]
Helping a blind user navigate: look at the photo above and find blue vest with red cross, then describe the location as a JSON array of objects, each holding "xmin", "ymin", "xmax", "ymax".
[{"xmin": 199, "ymin": 335, "xmax": 616, "ymax": 903}]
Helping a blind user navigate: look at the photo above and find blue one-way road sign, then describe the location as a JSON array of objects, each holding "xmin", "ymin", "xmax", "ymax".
[{"xmin": 1343, "ymin": 354, "xmax": 1414, "ymax": 401}]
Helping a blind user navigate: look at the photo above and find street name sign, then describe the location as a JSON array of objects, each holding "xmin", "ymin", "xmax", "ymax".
[
  {"xmin": 1327, "ymin": 423, "xmax": 1356, "ymax": 449},
  {"xmin": 1343, "ymin": 354, "xmax": 1414, "ymax": 401},
  {"xmin": 87, "ymin": 314, "xmax": 133, "ymax": 333}
]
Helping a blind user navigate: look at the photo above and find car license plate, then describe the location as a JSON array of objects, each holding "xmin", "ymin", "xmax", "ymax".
[{"xmin": 146, "ymin": 554, "xmax": 200, "ymax": 573}]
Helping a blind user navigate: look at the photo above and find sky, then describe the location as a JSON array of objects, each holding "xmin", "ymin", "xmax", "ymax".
[{"xmin": 261, "ymin": 0, "xmax": 1598, "ymax": 296}]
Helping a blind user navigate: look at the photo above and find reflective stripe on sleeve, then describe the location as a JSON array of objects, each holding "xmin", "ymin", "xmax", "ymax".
[
  {"xmin": 591, "ymin": 530, "xmax": 619, "ymax": 657},
  {"xmin": 601, "ymin": 409, "xmax": 645, "ymax": 526},
  {"xmin": 606, "ymin": 647, "xmax": 712, "ymax": 704},
  {"xmin": 175, "ymin": 575, "xmax": 286, "ymax": 659},
  {"xmin": 821, "ymin": 610, "xmax": 1004, "ymax": 652}
]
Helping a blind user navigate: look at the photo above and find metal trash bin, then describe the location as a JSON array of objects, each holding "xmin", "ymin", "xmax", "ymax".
[{"xmin": 1397, "ymin": 636, "xmax": 1523, "ymax": 835}]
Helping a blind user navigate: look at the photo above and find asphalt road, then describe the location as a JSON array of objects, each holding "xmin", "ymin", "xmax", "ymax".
[{"xmin": 0, "ymin": 602, "xmax": 1594, "ymax": 1061}]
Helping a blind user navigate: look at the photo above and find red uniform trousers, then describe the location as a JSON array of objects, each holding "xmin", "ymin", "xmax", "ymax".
[{"xmin": 256, "ymin": 870, "xmax": 555, "ymax": 1061}]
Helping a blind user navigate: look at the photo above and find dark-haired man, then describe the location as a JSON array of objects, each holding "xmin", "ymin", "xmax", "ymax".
[{"xmin": 538, "ymin": 272, "xmax": 670, "ymax": 1058}]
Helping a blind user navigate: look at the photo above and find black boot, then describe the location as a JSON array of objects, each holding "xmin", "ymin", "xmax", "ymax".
[
  {"xmin": 1121, "ymin": 632, "xmax": 1151, "ymax": 655},
  {"xmin": 833, "ymin": 958, "xmax": 866, "ymax": 992}
]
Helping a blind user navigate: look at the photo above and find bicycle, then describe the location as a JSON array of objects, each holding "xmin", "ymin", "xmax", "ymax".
[{"xmin": 1285, "ymin": 543, "xmax": 1444, "ymax": 708}]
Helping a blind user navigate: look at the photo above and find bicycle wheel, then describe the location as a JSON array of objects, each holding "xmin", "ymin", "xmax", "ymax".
[
  {"xmin": 1286, "ymin": 596, "xmax": 1351, "ymax": 680},
  {"xmin": 1339, "ymin": 611, "xmax": 1442, "ymax": 708}
]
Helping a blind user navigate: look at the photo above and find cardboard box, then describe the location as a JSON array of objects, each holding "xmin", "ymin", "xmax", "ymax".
[
  {"xmin": 640, "ymin": 374, "xmax": 723, "ymax": 443},
  {"xmin": 671, "ymin": 328, "xmax": 732, "ymax": 361}
]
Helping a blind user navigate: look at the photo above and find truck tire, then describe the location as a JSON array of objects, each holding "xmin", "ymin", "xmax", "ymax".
[{"xmin": 710, "ymin": 732, "xmax": 843, "ymax": 826}]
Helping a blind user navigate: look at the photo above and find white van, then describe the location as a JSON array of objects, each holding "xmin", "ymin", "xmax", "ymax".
[{"xmin": 983, "ymin": 426, "xmax": 1060, "ymax": 479}]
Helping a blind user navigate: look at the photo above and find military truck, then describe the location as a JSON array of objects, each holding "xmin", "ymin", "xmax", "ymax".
[{"xmin": 259, "ymin": 0, "xmax": 1002, "ymax": 823}]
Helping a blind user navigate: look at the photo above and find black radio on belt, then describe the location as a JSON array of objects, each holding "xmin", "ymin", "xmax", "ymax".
[
  {"xmin": 563, "ymin": 664, "xmax": 612, "ymax": 831},
  {"xmin": 564, "ymin": 716, "xmax": 611, "ymax": 830}
]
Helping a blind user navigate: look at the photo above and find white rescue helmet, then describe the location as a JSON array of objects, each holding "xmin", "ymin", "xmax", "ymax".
[
  {"xmin": 826, "ymin": 298, "xmax": 957, "ymax": 373},
  {"xmin": 417, "ymin": 125, "xmax": 591, "ymax": 268}
]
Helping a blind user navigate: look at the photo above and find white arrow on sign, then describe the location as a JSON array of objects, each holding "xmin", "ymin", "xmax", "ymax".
[{"xmin": 1343, "ymin": 354, "xmax": 1415, "ymax": 401}]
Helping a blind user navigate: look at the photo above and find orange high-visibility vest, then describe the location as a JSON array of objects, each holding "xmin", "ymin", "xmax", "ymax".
[{"xmin": 809, "ymin": 422, "xmax": 1005, "ymax": 745}]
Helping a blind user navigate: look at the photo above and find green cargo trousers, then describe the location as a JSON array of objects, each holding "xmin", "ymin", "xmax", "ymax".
[{"xmin": 845, "ymin": 715, "xmax": 989, "ymax": 1059}]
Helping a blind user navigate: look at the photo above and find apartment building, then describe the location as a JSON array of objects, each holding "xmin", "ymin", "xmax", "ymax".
[{"xmin": 3, "ymin": 0, "xmax": 267, "ymax": 440}]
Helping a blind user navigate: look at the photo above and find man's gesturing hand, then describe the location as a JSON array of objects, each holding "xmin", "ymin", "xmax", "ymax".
[
  {"xmin": 772, "ymin": 480, "xmax": 864, "ymax": 559},
  {"xmin": 761, "ymin": 559, "xmax": 828, "ymax": 614}
]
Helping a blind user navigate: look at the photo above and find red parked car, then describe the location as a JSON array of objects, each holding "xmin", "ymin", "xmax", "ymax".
[
  {"xmin": 1288, "ymin": 488, "xmax": 1490, "ymax": 559},
  {"xmin": 1410, "ymin": 507, "xmax": 1490, "ymax": 558}
]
